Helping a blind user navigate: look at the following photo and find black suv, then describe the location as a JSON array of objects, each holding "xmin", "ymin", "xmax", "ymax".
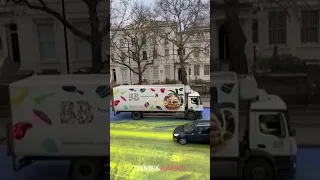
[{"xmin": 173, "ymin": 120, "xmax": 210, "ymax": 145}]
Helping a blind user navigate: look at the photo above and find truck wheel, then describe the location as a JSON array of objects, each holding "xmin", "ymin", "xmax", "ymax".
[
  {"xmin": 179, "ymin": 138, "xmax": 187, "ymax": 145},
  {"xmin": 243, "ymin": 159, "xmax": 275, "ymax": 180},
  {"xmin": 70, "ymin": 158, "xmax": 101, "ymax": 180},
  {"xmin": 132, "ymin": 112, "xmax": 142, "ymax": 120},
  {"xmin": 186, "ymin": 111, "xmax": 196, "ymax": 120}
]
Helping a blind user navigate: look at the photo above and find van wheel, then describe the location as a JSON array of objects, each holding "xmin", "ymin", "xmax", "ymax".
[
  {"xmin": 186, "ymin": 111, "xmax": 196, "ymax": 120},
  {"xmin": 179, "ymin": 138, "xmax": 187, "ymax": 145},
  {"xmin": 243, "ymin": 159, "xmax": 275, "ymax": 180},
  {"xmin": 132, "ymin": 112, "xmax": 142, "ymax": 120}
]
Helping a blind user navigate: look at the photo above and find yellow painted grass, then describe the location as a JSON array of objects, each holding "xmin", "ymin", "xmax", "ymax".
[{"xmin": 110, "ymin": 120, "xmax": 210, "ymax": 180}]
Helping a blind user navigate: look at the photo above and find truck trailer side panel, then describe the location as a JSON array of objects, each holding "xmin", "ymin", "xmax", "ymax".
[
  {"xmin": 113, "ymin": 85, "xmax": 186, "ymax": 112},
  {"xmin": 9, "ymin": 75, "xmax": 110, "ymax": 157}
]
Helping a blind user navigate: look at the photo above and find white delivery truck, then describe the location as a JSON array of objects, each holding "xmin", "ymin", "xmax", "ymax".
[
  {"xmin": 211, "ymin": 72, "xmax": 297, "ymax": 180},
  {"xmin": 6, "ymin": 75, "xmax": 110, "ymax": 180},
  {"xmin": 112, "ymin": 84, "xmax": 204, "ymax": 120}
]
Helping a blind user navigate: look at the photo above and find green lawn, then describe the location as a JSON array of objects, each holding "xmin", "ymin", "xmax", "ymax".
[{"xmin": 110, "ymin": 120, "xmax": 210, "ymax": 180}]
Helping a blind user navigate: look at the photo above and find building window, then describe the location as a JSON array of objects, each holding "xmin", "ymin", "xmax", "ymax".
[
  {"xmin": 121, "ymin": 52, "xmax": 126, "ymax": 61},
  {"xmin": 121, "ymin": 68, "xmax": 128, "ymax": 81},
  {"xmin": 164, "ymin": 65, "xmax": 170, "ymax": 79},
  {"xmin": 153, "ymin": 49, "xmax": 157, "ymax": 59},
  {"xmin": 143, "ymin": 51, "xmax": 147, "ymax": 60},
  {"xmin": 37, "ymin": 23, "xmax": 56, "ymax": 62},
  {"xmin": 112, "ymin": 68, "xmax": 117, "ymax": 82},
  {"xmin": 141, "ymin": 36, "xmax": 146, "ymax": 45},
  {"xmin": 133, "ymin": 67, "xmax": 139, "ymax": 83},
  {"xmin": 194, "ymin": 65, "xmax": 200, "ymax": 76},
  {"xmin": 268, "ymin": 11, "xmax": 286, "ymax": 44},
  {"xmin": 111, "ymin": 53, "xmax": 114, "ymax": 61},
  {"xmin": 165, "ymin": 49, "xmax": 169, "ymax": 56},
  {"xmin": 153, "ymin": 67, "xmax": 159, "ymax": 80},
  {"xmin": 204, "ymin": 64, "xmax": 210, "ymax": 75},
  {"xmin": 301, "ymin": 10, "xmax": 319, "ymax": 43},
  {"xmin": 193, "ymin": 47, "xmax": 200, "ymax": 58},
  {"xmin": 164, "ymin": 38, "xmax": 169, "ymax": 44},
  {"xmin": 252, "ymin": 20, "xmax": 258, "ymax": 43},
  {"xmin": 120, "ymin": 39, "xmax": 124, "ymax": 47},
  {"xmin": 74, "ymin": 23, "xmax": 91, "ymax": 62},
  {"xmin": 205, "ymin": 48, "xmax": 209, "ymax": 57}
]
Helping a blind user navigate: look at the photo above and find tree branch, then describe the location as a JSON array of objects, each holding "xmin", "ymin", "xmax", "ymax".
[{"xmin": 13, "ymin": 0, "xmax": 91, "ymax": 42}]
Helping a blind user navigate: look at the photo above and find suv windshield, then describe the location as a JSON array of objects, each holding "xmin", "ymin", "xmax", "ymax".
[{"xmin": 184, "ymin": 122, "xmax": 195, "ymax": 131}]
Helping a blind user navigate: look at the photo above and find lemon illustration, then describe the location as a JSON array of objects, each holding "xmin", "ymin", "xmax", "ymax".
[{"xmin": 10, "ymin": 88, "xmax": 28, "ymax": 106}]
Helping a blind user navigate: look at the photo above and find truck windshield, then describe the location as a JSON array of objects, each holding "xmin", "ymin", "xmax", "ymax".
[
  {"xmin": 285, "ymin": 110, "xmax": 296, "ymax": 137},
  {"xmin": 198, "ymin": 97, "xmax": 202, "ymax": 105}
]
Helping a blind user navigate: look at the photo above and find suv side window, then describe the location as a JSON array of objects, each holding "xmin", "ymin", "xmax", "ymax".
[{"xmin": 259, "ymin": 114, "xmax": 285, "ymax": 137}]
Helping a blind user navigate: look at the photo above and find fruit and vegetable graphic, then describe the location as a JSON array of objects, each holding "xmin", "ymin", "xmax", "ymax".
[
  {"xmin": 140, "ymin": 88, "xmax": 146, "ymax": 93},
  {"xmin": 13, "ymin": 122, "xmax": 32, "ymax": 140},
  {"xmin": 114, "ymin": 100, "xmax": 120, "ymax": 106},
  {"xmin": 10, "ymin": 88, "xmax": 28, "ymax": 106},
  {"xmin": 61, "ymin": 86, "xmax": 84, "ymax": 95},
  {"xmin": 163, "ymin": 89, "xmax": 183, "ymax": 110},
  {"xmin": 129, "ymin": 89, "xmax": 136, "ymax": 92},
  {"xmin": 160, "ymin": 88, "xmax": 165, "ymax": 93},
  {"xmin": 211, "ymin": 86, "xmax": 236, "ymax": 153},
  {"xmin": 42, "ymin": 138, "xmax": 59, "ymax": 153},
  {"xmin": 33, "ymin": 109, "xmax": 53, "ymax": 126},
  {"xmin": 96, "ymin": 85, "xmax": 110, "ymax": 98},
  {"xmin": 144, "ymin": 102, "xmax": 150, "ymax": 107},
  {"xmin": 113, "ymin": 89, "xmax": 119, "ymax": 96},
  {"xmin": 221, "ymin": 83, "xmax": 235, "ymax": 94},
  {"xmin": 120, "ymin": 96, "xmax": 126, "ymax": 101},
  {"xmin": 34, "ymin": 93, "xmax": 55, "ymax": 105},
  {"xmin": 151, "ymin": 88, "xmax": 155, "ymax": 92}
]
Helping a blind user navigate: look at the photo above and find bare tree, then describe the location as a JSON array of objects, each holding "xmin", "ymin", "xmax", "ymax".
[
  {"xmin": 11, "ymin": 0, "xmax": 109, "ymax": 73},
  {"xmin": 153, "ymin": 0, "xmax": 209, "ymax": 84},
  {"xmin": 111, "ymin": 2, "xmax": 162, "ymax": 84}
]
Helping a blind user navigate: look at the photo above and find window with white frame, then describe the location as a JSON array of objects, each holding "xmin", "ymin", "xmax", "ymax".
[
  {"xmin": 194, "ymin": 47, "xmax": 200, "ymax": 58},
  {"xmin": 74, "ymin": 23, "xmax": 91, "ymax": 61},
  {"xmin": 301, "ymin": 10, "xmax": 319, "ymax": 43},
  {"xmin": 194, "ymin": 65, "xmax": 200, "ymax": 76},
  {"xmin": 37, "ymin": 23, "xmax": 56, "ymax": 62},
  {"xmin": 133, "ymin": 67, "xmax": 139, "ymax": 83},
  {"xmin": 205, "ymin": 48, "xmax": 209, "ymax": 57},
  {"xmin": 121, "ymin": 68, "xmax": 128, "ymax": 81},
  {"xmin": 268, "ymin": 11, "xmax": 286, "ymax": 44},
  {"xmin": 153, "ymin": 66, "xmax": 159, "ymax": 80},
  {"xmin": 165, "ymin": 49, "xmax": 169, "ymax": 56},
  {"xmin": 164, "ymin": 65, "xmax": 170, "ymax": 79},
  {"xmin": 204, "ymin": 64, "xmax": 210, "ymax": 75}
]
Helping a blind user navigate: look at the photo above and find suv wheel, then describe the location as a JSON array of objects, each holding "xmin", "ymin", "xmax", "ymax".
[{"xmin": 179, "ymin": 138, "xmax": 187, "ymax": 145}]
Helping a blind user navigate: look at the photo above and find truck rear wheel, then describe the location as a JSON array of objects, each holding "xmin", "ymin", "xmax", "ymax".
[
  {"xmin": 70, "ymin": 158, "xmax": 102, "ymax": 180},
  {"xmin": 132, "ymin": 112, "xmax": 142, "ymax": 120},
  {"xmin": 186, "ymin": 111, "xmax": 196, "ymax": 120},
  {"xmin": 243, "ymin": 159, "xmax": 275, "ymax": 180}
]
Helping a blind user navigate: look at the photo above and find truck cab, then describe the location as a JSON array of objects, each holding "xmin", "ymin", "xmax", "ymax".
[
  {"xmin": 187, "ymin": 90, "xmax": 204, "ymax": 119},
  {"xmin": 247, "ymin": 89, "xmax": 297, "ymax": 177}
]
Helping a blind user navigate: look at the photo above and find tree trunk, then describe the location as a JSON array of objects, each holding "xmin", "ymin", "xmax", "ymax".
[
  {"xmin": 178, "ymin": 48, "xmax": 188, "ymax": 84},
  {"xmin": 88, "ymin": 1, "xmax": 103, "ymax": 73},
  {"xmin": 138, "ymin": 74, "xmax": 143, "ymax": 84},
  {"xmin": 224, "ymin": 0, "xmax": 248, "ymax": 74}
]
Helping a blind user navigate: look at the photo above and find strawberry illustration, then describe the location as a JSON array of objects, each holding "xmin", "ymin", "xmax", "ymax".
[
  {"xmin": 160, "ymin": 88, "xmax": 165, "ymax": 93},
  {"xmin": 114, "ymin": 100, "xmax": 120, "ymax": 106},
  {"xmin": 13, "ymin": 122, "xmax": 32, "ymax": 140}
]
